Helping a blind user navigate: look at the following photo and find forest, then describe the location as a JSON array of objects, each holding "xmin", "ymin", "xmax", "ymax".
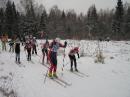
[{"xmin": 0, "ymin": 0, "xmax": 130, "ymax": 40}]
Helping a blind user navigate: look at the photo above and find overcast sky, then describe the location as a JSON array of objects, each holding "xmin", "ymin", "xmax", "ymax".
[
  {"xmin": 11, "ymin": 0, "xmax": 130, "ymax": 14},
  {"xmin": 35, "ymin": 0, "xmax": 130, "ymax": 13}
]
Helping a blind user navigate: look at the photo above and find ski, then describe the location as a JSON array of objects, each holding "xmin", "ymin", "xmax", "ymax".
[
  {"xmin": 76, "ymin": 71, "xmax": 89, "ymax": 77},
  {"xmin": 52, "ymin": 78, "xmax": 67, "ymax": 88},
  {"xmin": 28, "ymin": 60, "xmax": 34, "ymax": 64},
  {"xmin": 71, "ymin": 71, "xmax": 85, "ymax": 77},
  {"xmin": 44, "ymin": 74, "xmax": 67, "ymax": 88},
  {"xmin": 68, "ymin": 70, "xmax": 89, "ymax": 77},
  {"xmin": 30, "ymin": 60, "xmax": 35, "ymax": 64},
  {"xmin": 55, "ymin": 77, "xmax": 72, "ymax": 86}
]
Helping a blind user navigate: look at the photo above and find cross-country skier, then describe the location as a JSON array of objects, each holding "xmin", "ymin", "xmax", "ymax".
[
  {"xmin": 1, "ymin": 34, "xmax": 8, "ymax": 51},
  {"xmin": 9, "ymin": 39, "xmax": 14, "ymax": 52},
  {"xmin": 15, "ymin": 38, "xmax": 21, "ymax": 64},
  {"xmin": 25, "ymin": 40, "xmax": 32, "ymax": 61},
  {"xmin": 48, "ymin": 38, "xmax": 67, "ymax": 78},
  {"xmin": 42, "ymin": 39, "xmax": 49, "ymax": 65},
  {"xmin": 32, "ymin": 37, "xmax": 37, "ymax": 55},
  {"xmin": 68, "ymin": 47, "xmax": 80, "ymax": 72}
]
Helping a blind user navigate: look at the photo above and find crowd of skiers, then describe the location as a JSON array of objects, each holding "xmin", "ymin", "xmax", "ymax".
[{"xmin": 0, "ymin": 34, "xmax": 80, "ymax": 78}]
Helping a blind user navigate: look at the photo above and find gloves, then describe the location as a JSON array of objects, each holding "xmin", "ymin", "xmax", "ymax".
[{"xmin": 64, "ymin": 41, "xmax": 67, "ymax": 47}]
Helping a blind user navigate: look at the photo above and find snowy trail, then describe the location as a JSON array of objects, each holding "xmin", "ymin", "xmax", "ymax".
[{"xmin": 0, "ymin": 40, "xmax": 130, "ymax": 97}]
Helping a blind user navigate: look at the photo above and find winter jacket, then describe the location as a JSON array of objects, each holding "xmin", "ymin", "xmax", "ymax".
[
  {"xmin": 69, "ymin": 48, "xmax": 79, "ymax": 58},
  {"xmin": 25, "ymin": 43, "xmax": 32, "ymax": 51},
  {"xmin": 15, "ymin": 43, "xmax": 20, "ymax": 53},
  {"xmin": 49, "ymin": 40, "xmax": 65, "ymax": 53}
]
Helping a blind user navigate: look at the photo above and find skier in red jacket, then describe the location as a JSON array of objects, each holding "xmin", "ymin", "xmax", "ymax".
[{"xmin": 68, "ymin": 47, "xmax": 80, "ymax": 72}]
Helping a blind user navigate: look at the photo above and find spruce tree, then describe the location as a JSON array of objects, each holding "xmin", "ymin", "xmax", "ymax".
[
  {"xmin": 12, "ymin": 2, "xmax": 19, "ymax": 35},
  {"xmin": 124, "ymin": 6, "xmax": 130, "ymax": 39},
  {"xmin": 5, "ymin": 0, "xmax": 13, "ymax": 37},
  {"xmin": 39, "ymin": 9, "xmax": 47, "ymax": 32},
  {"xmin": 112, "ymin": 0, "xmax": 124, "ymax": 40},
  {"xmin": 87, "ymin": 5, "xmax": 98, "ymax": 39},
  {"xmin": 0, "ymin": 8, "xmax": 5, "ymax": 36},
  {"xmin": 20, "ymin": 0, "xmax": 38, "ymax": 36},
  {"xmin": 39, "ymin": 9, "xmax": 48, "ymax": 39}
]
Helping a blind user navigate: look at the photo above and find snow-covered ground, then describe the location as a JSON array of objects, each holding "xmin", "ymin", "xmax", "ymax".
[{"xmin": 0, "ymin": 40, "xmax": 130, "ymax": 97}]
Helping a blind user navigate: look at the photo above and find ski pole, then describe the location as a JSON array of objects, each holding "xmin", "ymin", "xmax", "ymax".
[{"xmin": 61, "ymin": 48, "xmax": 66, "ymax": 76}]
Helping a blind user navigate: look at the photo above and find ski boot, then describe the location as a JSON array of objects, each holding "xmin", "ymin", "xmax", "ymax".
[
  {"xmin": 75, "ymin": 68, "xmax": 78, "ymax": 72},
  {"xmin": 70, "ymin": 68, "xmax": 73, "ymax": 72},
  {"xmin": 53, "ymin": 72, "xmax": 58, "ymax": 78},
  {"xmin": 18, "ymin": 61, "xmax": 21, "ymax": 64},
  {"xmin": 48, "ymin": 72, "xmax": 53, "ymax": 78}
]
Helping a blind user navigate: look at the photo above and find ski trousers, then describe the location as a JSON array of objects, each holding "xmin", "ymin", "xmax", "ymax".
[
  {"xmin": 69, "ymin": 55, "xmax": 77, "ymax": 69},
  {"xmin": 48, "ymin": 51, "xmax": 57, "ymax": 73}
]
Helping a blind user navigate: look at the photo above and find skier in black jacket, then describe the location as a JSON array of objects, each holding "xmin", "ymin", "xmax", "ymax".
[{"xmin": 15, "ymin": 39, "xmax": 21, "ymax": 64}]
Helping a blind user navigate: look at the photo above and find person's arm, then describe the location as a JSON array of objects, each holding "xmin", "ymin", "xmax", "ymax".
[
  {"xmin": 77, "ymin": 52, "xmax": 80, "ymax": 58},
  {"xmin": 59, "ymin": 41, "xmax": 67, "ymax": 48}
]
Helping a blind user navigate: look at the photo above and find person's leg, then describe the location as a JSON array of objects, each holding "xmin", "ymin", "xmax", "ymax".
[
  {"xmin": 4, "ymin": 42, "xmax": 6, "ymax": 51},
  {"xmin": 73, "ymin": 55, "xmax": 78, "ymax": 71},
  {"xmin": 9, "ymin": 46, "xmax": 11, "ymax": 52},
  {"xmin": 16, "ymin": 53, "xmax": 17, "ymax": 62},
  {"xmin": 2, "ymin": 42, "xmax": 4, "ymax": 51},
  {"xmin": 27, "ymin": 50, "xmax": 29, "ymax": 61},
  {"xmin": 29, "ymin": 50, "xmax": 31, "ymax": 60},
  {"xmin": 48, "ymin": 51, "xmax": 53, "ymax": 77},
  {"xmin": 42, "ymin": 52, "xmax": 45, "ymax": 64},
  {"xmin": 12, "ymin": 45, "xmax": 14, "ymax": 52},
  {"xmin": 69, "ymin": 55, "xmax": 74, "ymax": 71},
  {"xmin": 42, "ymin": 48, "xmax": 46, "ymax": 64},
  {"xmin": 53, "ymin": 65, "xmax": 57, "ymax": 77},
  {"xmin": 18, "ymin": 53, "xmax": 20, "ymax": 63},
  {"xmin": 32, "ymin": 46, "xmax": 34, "ymax": 54},
  {"xmin": 45, "ymin": 49, "xmax": 49, "ymax": 64},
  {"xmin": 52, "ymin": 52, "xmax": 57, "ymax": 77},
  {"xmin": 34, "ymin": 45, "xmax": 37, "ymax": 55}
]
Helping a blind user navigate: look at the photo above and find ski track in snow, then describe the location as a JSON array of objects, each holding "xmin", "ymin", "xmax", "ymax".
[{"xmin": 0, "ymin": 40, "xmax": 130, "ymax": 97}]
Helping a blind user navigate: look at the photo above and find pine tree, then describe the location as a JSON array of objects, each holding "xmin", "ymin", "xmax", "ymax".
[
  {"xmin": 112, "ymin": 0, "xmax": 124, "ymax": 40},
  {"xmin": 19, "ymin": 0, "xmax": 38, "ymax": 36},
  {"xmin": 38, "ymin": 9, "xmax": 48, "ymax": 39},
  {"xmin": 124, "ymin": 6, "xmax": 130, "ymax": 39},
  {"xmin": 48, "ymin": 6, "xmax": 62, "ymax": 38},
  {"xmin": 12, "ymin": 2, "xmax": 19, "ymax": 35},
  {"xmin": 87, "ymin": 5, "xmax": 98, "ymax": 39},
  {"xmin": 0, "ymin": 8, "xmax": 5, "ymax": 36},
  {"xmin": 61, "ymin": 10, "xmax": 67, "ymax": 38},
  {"xmin": 5, "ymin": 0, "xmax": 13, "ymax": 37},
  {"xmin": 39, "ymin": 9, "xmax": 47, "ymax": 32}
]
